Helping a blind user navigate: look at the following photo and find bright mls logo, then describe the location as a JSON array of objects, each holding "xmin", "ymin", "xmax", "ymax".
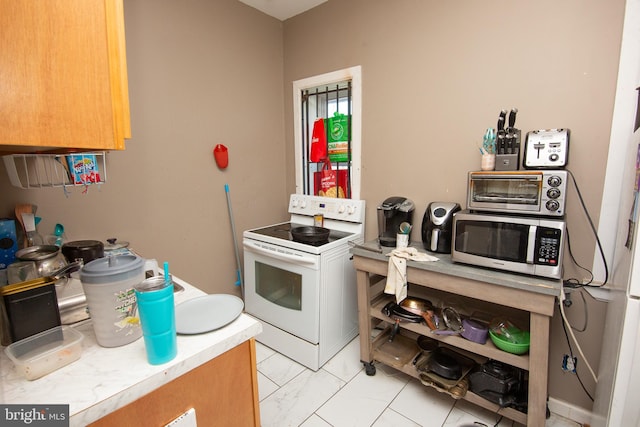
[{"xmin": 1, "ymin": 405, "xmax": 69, "ymax": 426}]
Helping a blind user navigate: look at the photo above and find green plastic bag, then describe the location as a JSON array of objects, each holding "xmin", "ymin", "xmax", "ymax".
[{"xmin": 325, "ymin": 113, "xmax": 350, "ymax": 162}]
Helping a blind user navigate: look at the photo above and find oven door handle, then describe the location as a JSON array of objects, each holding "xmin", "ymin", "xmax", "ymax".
[{"xmin": 243, "ymin": 240, "xmax": 317, "ymax": 265}]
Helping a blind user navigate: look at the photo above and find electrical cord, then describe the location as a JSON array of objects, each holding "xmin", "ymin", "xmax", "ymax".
[
  {"xmin": 559, "ymin": 287, "xmax": 598, "ymax": 387},
  {"xmin": 565, "ymin": 169, "xmax": 609, "ymax": 287},
  {"xmin": 559, "ymin": 296, "xmax": 595, "ymax": 401},
  {"xmin": 563, "ymin": 226, "xmax": 595, "ymax": 287},
  {"xmin": 571, "ymin": 290, "xmax": 588, "ymax": 333}
]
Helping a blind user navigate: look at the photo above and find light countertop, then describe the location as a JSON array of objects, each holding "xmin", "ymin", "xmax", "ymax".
[
  {"xmin": 350, "ymin": 241, "xmax": 562, "ymax": 297},
  {"xmin": 0, "ymin": 276, "xmax": 262, "ymax": 427}
]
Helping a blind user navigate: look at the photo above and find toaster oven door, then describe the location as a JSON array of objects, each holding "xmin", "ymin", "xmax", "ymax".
[{"xmin": 468, "ymin": 173, "xmax": 542, "ymax": 214}]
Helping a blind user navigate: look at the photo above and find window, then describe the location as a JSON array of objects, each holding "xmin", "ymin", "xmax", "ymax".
[{"xmin": 293, "ymin": 67, "xmax": 362, "ymax": 199}]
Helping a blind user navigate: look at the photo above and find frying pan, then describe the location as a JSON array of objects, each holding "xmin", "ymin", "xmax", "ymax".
[
  {"xmin": 291, "ymin": 226, "xmax": 330, "ymax": 244},
  {"xmin": 400, "ymin": 297, "xmax": 438, "ymax": 330},
  {"xmin": 382, "ymin": 302, "xmax": 422, "ymax": 341}
]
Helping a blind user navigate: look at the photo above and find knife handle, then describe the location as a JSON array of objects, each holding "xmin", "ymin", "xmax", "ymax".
[{"xmin": 508, "ymin": 108, "xmax": 518, "ymax": 128}]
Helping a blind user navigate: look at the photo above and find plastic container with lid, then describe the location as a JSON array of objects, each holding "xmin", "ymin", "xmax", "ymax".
[
  {"xmin": 80, "ymin": 255, "xmax": 148, "ymax": 347},
  {"xmin": 4, "ymin": 326, "xmax": 83, "ymax": 380}
]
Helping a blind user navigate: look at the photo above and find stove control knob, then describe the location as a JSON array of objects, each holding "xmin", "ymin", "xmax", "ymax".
[
  {"xmin": 347, "ymin": 205, "xmax": 356, "ymax": 214},
  {"xmin": 299, "ymin": 200, "xmax": 307, "ymax": 209},
  {"xmin": 291, "ymin": 198, "xmax": 299, "ymax": 207},
  {"xmin": 338, "ymin": 205, "xmax": 346, "ymax": 213}
]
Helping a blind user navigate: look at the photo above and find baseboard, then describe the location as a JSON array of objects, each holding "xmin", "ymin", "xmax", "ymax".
[{"xmin": 548, "ymin": 397, "xmax": 592, "ymax": 425}]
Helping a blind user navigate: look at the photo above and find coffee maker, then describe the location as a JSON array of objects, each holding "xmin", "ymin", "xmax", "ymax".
[
  {"xmin": 377, "ymin": 197, "xmax": 415, "ymax": 247},
  {"xmin": 422, "ymin": 202, "xmax": 461, "ymax": 253}
]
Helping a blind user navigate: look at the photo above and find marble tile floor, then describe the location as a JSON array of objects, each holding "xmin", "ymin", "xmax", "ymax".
[{"xmin": 255, "ymin": 336, "xmax": 583, "ymax": 427}]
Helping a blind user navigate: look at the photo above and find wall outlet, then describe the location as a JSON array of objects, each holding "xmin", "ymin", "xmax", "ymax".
[{"xmin": 562, "ymin": 354, "xmax": 577, "ymax": 373}]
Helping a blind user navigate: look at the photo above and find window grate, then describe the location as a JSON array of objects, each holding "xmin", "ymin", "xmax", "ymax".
[{"xmin": 300, "ymin": 80, "xmax": 352, "ymax": 198}]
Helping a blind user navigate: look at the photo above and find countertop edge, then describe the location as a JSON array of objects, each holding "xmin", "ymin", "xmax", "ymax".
[
  {"xmin": 350, "ymin": 242, "xmax": 562, "ymax": 297},
  {"xmin": 1, "ymin": 276, "xmax": 262, "ymax": 427},
  {"xmin": 74, "ymin": 317, "xmax": 262, "ymax": 426}
]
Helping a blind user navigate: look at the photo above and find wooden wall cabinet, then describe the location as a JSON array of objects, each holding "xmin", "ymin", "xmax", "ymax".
[
  {"xmin": 88, "ymin": 339, "xmax": 261, "ymax": 427},
  {"xmin": 0, "ymin": 0, "xmax": 131, "ymax": 152}
]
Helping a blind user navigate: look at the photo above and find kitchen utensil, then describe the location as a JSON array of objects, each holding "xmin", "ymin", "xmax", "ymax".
[
  {"xmin": 175, "ymin": 294, "xmax": 244, "ymax": 334},
  {"xmin": 291, "ymin": 226, "xmax": 330, "ymax": 244},
  {"xmin": 62, "ymin": 240, "xmax": 104, "ymax": 264},
  {"xmin": 21, "ymin": 213, "xmax": 43, "ymax": 246},
  {"xmin": 508, "ymin": 108, "xmax": 518, "ymax": 129},
  {"xmin": 429, "ymin": 348, "xmax": 463, "ymax": 380},
  {"xmin": 224, "ymin": 184, "xmax": 243, "ymax": 292},
  {"xmin": 382, "ymin": 301, "xmax": 423, "ymax": 341},
  {"xmin": 400, "ymin": 297, "xmax": 437, "ymax": 330},
  {"xmin": 442, "ymin": 306, "xmax": 464, "ymax": 333},
  {"xmin": 14, "ymin": 204, "xmax": 33, "ymax": 247},
  {"xmin": 16, "ymin": 245, "xmax": 67, "ymax": 277},
  {"xmin": 47, "ymin": 223, "xmax": 65, "ymax": 247},
  {"xmin": 79, "ymin": 255, "xmax": 147, "ymax": 347},
  {"xmin": 104, "ymin": 238, "xmax": 130, "ymax": 251},
  {"xmin": 135, "ymin": 276, "xmax": 177, "ymax": 364},
  {"xmin": 460, "ymin": 318, "xmax": 489, "ymax": 344},
  {"xmin": 489, "ymin": 329, "xmax": 530, "ymax": 354},
  {"xmin": 417, "ymin": 335, "xmax": 438, "ymax": 353}
]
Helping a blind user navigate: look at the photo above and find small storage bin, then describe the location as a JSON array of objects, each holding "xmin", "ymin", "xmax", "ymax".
[{"xmin": 4, "ymin": 326, "xmax": 83, "ymax": 380}]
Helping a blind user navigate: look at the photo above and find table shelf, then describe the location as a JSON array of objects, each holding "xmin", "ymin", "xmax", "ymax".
[{"xmin": 352, "ymin": 248, "xmax": 559, "ymax": 427}]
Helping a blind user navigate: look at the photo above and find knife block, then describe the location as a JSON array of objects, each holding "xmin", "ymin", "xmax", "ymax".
[{"xmin": 495, "ymin": 129, "xmax": 521, "ymax": 171}]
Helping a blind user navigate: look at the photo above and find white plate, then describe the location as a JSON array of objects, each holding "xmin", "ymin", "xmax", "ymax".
[{"xmin": 175, "ymin": 294, "xmax": 244, "ymax": 335}]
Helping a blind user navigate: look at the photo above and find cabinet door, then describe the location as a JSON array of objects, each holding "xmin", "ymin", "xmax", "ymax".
[
  {"xmin": 0, "ymin": 0, "xmax": 131, "ymax": 151},
  {"xmin": 89, "ymin": 339, "xmax": 261, "ymax": 427}
]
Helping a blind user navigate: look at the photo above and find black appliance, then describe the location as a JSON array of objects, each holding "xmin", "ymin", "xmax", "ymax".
[
  {"xmin": 469, "ymin": 360, "xmax": 526, "ymax": 409},
  {"xmin": 377, "ymin": 197, "xmax": 415, "ymax": 247},
  {"xmin": 422, "ymin": 202, "xmax": 460, "ymax": 253}
]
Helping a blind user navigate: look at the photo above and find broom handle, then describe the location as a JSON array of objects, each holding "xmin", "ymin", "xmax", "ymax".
[{"xmin": 225, "ymin": 184, "xmax": 244, "ymax": 297}]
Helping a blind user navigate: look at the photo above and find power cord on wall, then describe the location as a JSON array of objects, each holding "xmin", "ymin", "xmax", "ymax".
[
  {"xmin": 559, "ymin": 288, "xmax": 597, "ymax": 393},
  {"xmin": 554, "ymin": 169, "xmax": 608, "ymax": 401},
  {"xmin": 564, "ymin": 169, "xmax": 609, "ymax": 288}
]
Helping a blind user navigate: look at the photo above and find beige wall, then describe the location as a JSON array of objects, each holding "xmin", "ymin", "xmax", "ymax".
[
  {"xmin": 0, "ymin": 0, "xmax": 288, "ymax": 296},
  {"xmin": 282, "ymin": 0, "xmax": 624, "ymax": 411},
  {"xmin": 0, "ymin": 0, "xmax": 626, "ymax": 414}
]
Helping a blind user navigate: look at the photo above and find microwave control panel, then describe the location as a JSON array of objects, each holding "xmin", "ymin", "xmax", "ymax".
[{"xmin": 534, "ymin": 227, "xmax": 562, "ymax": 266}]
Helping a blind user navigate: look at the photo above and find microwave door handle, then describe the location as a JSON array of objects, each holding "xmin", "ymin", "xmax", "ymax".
[
  {"xmin": 526, "ymin": 226, "xmax": 537, "ymax": 264},
  {"xmin": 243, "ymin": 240, "xmax": 317, "ymax": 265}
]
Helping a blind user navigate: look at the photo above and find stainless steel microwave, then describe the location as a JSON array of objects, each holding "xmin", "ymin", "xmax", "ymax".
[
  {"xmin": 451, "ymin": 210, "xmax": 564, "ymax": 279},
  {"xmin": 467, "ymin": 170, "xmax": 567, "ymax": 217}
]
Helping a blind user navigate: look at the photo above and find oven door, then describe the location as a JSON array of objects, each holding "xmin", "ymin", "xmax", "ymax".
[
  {"xmin": 468, "ymin": 172, "xmax": 542, "ymax": 214},
  {"xmin": 243, "ymin": 239, "xmax": 320, "ymax": 343}
]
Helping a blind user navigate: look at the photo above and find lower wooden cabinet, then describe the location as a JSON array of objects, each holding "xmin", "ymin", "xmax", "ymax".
[{"xmin": 89, "ymin": 339, "xmax": 260, "ymax": 427}]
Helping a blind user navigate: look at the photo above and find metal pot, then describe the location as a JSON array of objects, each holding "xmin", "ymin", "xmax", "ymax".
[
  {"xmin": 62, "ymin": 240, "xmax": 104, "ymax": 264},
  {"xmin": 291, "ymin": 226, "xmax": 330, "ymax": 244},
  {"xmin": 16, "ymin": 245, "xmax": 67, "ymax": 278}
]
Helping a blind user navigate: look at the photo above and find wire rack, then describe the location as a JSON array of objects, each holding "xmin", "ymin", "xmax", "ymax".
[{"xmin": 2, "ymin": 152, "xmax": 107, "ymax": 189}]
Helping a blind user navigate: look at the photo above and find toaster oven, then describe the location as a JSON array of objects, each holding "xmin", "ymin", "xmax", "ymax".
[{"xmin": 467, "ymin": 170, "xmax": 567, "ymax": 217}]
